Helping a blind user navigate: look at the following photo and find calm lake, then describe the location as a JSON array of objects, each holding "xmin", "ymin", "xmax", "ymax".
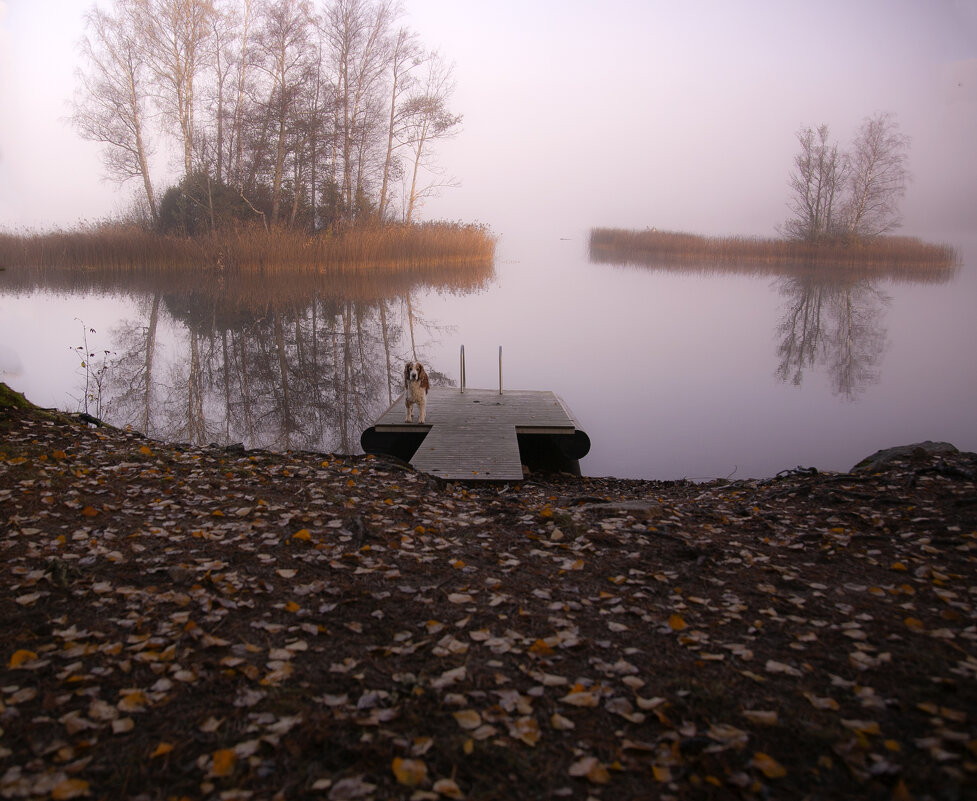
[{"xmin": 2, "ymin": 230, "xmax": 975, "ymax": 480}]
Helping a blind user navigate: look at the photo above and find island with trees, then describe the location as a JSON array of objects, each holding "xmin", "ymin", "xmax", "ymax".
[
  {"xmin": 591, "ymin": 112, "xmax": 957, "ymax": 278},
  {"xmin": 1, "ymin": 0, "xmax": 494, "ymax": 273}
]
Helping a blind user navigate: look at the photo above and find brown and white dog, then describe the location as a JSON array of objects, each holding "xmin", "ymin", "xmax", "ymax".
[{"xmin": 404, "ymin": 360, "xmax": 430, "ymax": 423}]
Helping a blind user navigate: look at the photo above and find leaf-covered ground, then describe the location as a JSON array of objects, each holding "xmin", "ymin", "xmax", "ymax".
[{"xmin": 1, "ymin": 402, "xmax": 975, "ymax": 800}]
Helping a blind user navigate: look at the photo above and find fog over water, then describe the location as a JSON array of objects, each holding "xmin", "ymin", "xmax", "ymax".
[
  {"xmin": 2, "ymin": 230, "xmax": 974, "ymax": 479},
  {"xmin": 1, "ymin": 0, "xmax": 975, "ymax": 478},
  {"xmin": 1, "ymin": 0, "xmax": 976, "ymax": 238}
]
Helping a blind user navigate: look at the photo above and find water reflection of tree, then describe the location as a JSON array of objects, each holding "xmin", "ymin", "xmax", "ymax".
[
  {"xmin": 86, "ymin": 263, "xmax": 491, "ymax": 453},
  {"xmin": 108, "ymin": 292, "xmax": 413, "ymax": 452},
  {"xmin": 775, "ymin": 275, "xmax": 889, "ymax": 399}
]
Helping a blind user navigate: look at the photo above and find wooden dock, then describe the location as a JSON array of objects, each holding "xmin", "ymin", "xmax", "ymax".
[{"xmin": 360, "ymin": 388, "xmax": 590, "ymax": 480}]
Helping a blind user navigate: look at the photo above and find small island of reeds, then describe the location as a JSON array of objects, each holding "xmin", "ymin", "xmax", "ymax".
[
  {"xmin": 589, "ymin": 227, "xmax": 960, "ymax": 281},
  {"xmin": 0, "ymin": 221, "xmax": 496, "ymax": 275}
]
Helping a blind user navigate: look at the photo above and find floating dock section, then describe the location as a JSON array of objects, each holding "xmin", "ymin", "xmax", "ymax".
[{"xmin": 360, "ymin": 387, "xmax": 590, "ymax": 481}]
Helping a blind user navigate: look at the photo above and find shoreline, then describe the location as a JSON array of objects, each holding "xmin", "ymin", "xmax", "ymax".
[{"xmin": 2, "ymin": 390, "xmax": 976, "ymax": 799}]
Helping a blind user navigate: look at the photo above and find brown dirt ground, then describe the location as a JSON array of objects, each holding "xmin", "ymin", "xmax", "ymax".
[{"xmin": 1, "ymin": 400, "xmax": 976, "ymax": 801}]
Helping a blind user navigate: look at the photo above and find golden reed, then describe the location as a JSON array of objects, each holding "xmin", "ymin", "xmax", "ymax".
[
  {"xmin": 0, "ymin": 221, "xmax": 496, "ymax": 273},
  {"xmin": 589, "ymin": 227, "xmax": 960, "ymax": 282}
]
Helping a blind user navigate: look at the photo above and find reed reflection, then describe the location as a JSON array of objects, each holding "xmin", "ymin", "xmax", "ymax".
[
  {"xmin": 3, "ymin": 261, "xmax": 491, "ymax": 452},
  {"xmin": 589, "ymin": 241, "xmax": 955, "ymax": 399}
]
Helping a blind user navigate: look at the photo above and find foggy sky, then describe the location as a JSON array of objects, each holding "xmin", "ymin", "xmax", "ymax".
[{"xmin": 1, "ymin": 0, "xmax": 975, "ymax": 240}]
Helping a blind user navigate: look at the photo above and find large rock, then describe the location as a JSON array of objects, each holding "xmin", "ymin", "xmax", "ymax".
[{"xmin": 851, "ymin": 441, "xmax": 959, "ymax": 473}]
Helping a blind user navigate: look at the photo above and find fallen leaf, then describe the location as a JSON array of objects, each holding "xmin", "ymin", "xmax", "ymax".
[
  {"xmin": 668, "ymin": 614, "xmax": 688, "ymax": 631},
  {"xmin": 509, "ymin": 715, "xmax": 541, "ymax": 746},
  {"xmin": 151, "ymin": 742, "xmax": 174, "ymax": 758},
  {"xmin": 51, "ymin": 779, "xmax": 90, "ymax": 800},
  {"xmin": 432, "ymin": 778, "xmax": 465, "ymax": 799},
  {"xmin": 765, "ymin": 659, "xmax": 802, "ymax": 677},
  {"xmin": 328, "ymin": 776, "xmax": 376, "ymax": 800},
  {"xmin": 560, "ymin": 688, "xmax": 600, "ymax": 707},
  {"xmin": 453, "ymin": 709, "xmax": 481, "ymax": 730},
  {"xmin": 568, "ymin": 756, "xmax": 610, "ymax": 784},
  {"xmin": 211, "ymin": 748, "xmax": 237, "ymax": 777},
  {"xmin": 742, "ymin": 710, "xmax": 778, "ymax": 725},
  {"xmin": 803, "ymin": 692, "xmax": 840, "ymax": 710},
  {"xmin": 751, "ymin": 752, "xmax": 787, "ymax": 778},
  {"xmin": 550, "ymin": 712, "xmax": 575, "ymax": 731},
  {"xmin": 8, "ymin": 649, "xmax": 37, "ymax": 668},
  {"xmin": 392, "ymin": 756, "xmax": 428, "ymax": 787}
]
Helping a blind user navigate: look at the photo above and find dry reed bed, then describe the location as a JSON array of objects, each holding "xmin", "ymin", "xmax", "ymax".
[
  {"xmin": 589, "ymin": 227, "xmax": 960, "ymax": 282},
  {"xmin": 0, "ymin": 222, "xmax": 496, "ymax": 273}
]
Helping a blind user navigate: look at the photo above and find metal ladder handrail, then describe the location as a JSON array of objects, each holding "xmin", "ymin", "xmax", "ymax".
[{"xmin": 459, "ymin": 345, "xmax": 503, "ymax": 395}]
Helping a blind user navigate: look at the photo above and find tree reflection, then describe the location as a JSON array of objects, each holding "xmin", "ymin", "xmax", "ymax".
[
  {"xmin": 23, "ymin": 261, "xmax": 496, "ymax": 453},
  {"xmin": 774, "ymin": 274, "xmax": 889, "ymax": 399}
]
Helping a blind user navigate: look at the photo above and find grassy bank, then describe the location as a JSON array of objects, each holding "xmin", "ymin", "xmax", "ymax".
[
  {"xmin": 589, "ymin": 227, "xmax": 960, "ymax": 280},
  {"xmin": 0, "ymin": 221, "xmax": 495, "ymax": 273}
]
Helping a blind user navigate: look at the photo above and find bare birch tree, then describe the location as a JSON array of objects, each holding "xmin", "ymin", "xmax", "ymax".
[
  {"xmin": 377, "ymin": 26, "xmax": 420, "ymax": 220},
  {"xmin": 843, "ymin": 112, "xmax": 910, "ymax": 238},
  {"xmin": 138, "ymin": 0, "xmax": 216, "ymax": 178},
  {"xmin": 783, "ymin": 124, "xmax": 847, "ymax": 242},
  {"xmin": 72, "ymin": 4, "xmax": 159, "ymax": 223},
  {"xmin": 254, "ymin": 0, "xmax": 315, "ymax": 225},
  {"xmin": 400, "ymin": 52, "xmax": 461, "ymax": 223},
  {"xmin": 322, "ymin": 0, "xmax": 397, "ymax": 222}
]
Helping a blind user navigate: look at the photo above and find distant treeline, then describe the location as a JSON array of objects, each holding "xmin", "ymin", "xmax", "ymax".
[
  {"xmin": 589, "ymin": 228, "xmax": 959, "ymax": 280},
  {"xmin": 0, "ymin": 222, "xmax": 495, "ymax": 274}
]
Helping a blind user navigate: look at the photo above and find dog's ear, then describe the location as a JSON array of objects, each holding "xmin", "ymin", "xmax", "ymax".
[
  {"xmin": 419, "ymin": 365, "xmax": 430, "ymax": 391},
  {"xmin": 404, "ymin": 362, "xmax": 411, "ymax": 383}
]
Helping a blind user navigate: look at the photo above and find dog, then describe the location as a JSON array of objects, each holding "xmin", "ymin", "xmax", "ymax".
[{"xmin": 404, "ymin": 360, "xmax": 430, "ymax": 423}]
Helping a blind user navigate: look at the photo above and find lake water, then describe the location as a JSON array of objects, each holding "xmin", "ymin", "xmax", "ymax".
[{"xmin": 2, "ymin": 230, "xmax": 975, "ymax": 480}]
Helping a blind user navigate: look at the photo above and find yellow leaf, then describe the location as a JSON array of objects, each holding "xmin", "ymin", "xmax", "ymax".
[
  {"xmin": 529, "ymin": 638, "xmax": 555, "ymax": 656},
  {"xmin": 892, "ymin": 779, "xmax": 913, "ymax": 801},
  {"xmin": 751, "ymin": 752, "xmax": 787, "ymax": 779},
  {"xmin": 52, "ymin": 450, "xmax": 67, "ymax": 460},
  {"xmin": 8, "ymin": 649, "xmax": 37, "ymax": 668},
  {"xmin": 117, "ymin": 691, "xmax": 147, "ymax": 712},
  {"xmin": 904, "ymin": 617, "xmax": 925, "ymax": 631},
  {"xmin": 81, "ymin": 505, "xmax": 99, "ymax": 517},
  {"xmin": 51, "ymin": 779, "xmax": 90, "ymax": 800},
  {"xmin": 891, "ymin": 561, "xmax": 908, "ymax": 571},
  {"xmin": 292, "ymin": 529, "xmax": 312, "ymax": 541},
  {"xmin": 139, "ymin": 445, "xmax": 153, "ymax": 456},
  {"xmin": 285, "ymin": 601, "xmax": 301, "ymax": 613},
  {"xmin": 392, "ymin": 756, "xmax": 427, "ymax": 787},
  {"xmin": 151, "ymin": 742, "xmax": 174, "ymax": 758},
  {"xmin": 652, "ymin": 765, "xmax": 672, "ymax": 782},
  {"xmin": 211, "ymin": 748, "xmax": 237, "ymax": 777},
  {"xmin": 668, "ymin": 614, "xmax": 687, "ymax": 631}
]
